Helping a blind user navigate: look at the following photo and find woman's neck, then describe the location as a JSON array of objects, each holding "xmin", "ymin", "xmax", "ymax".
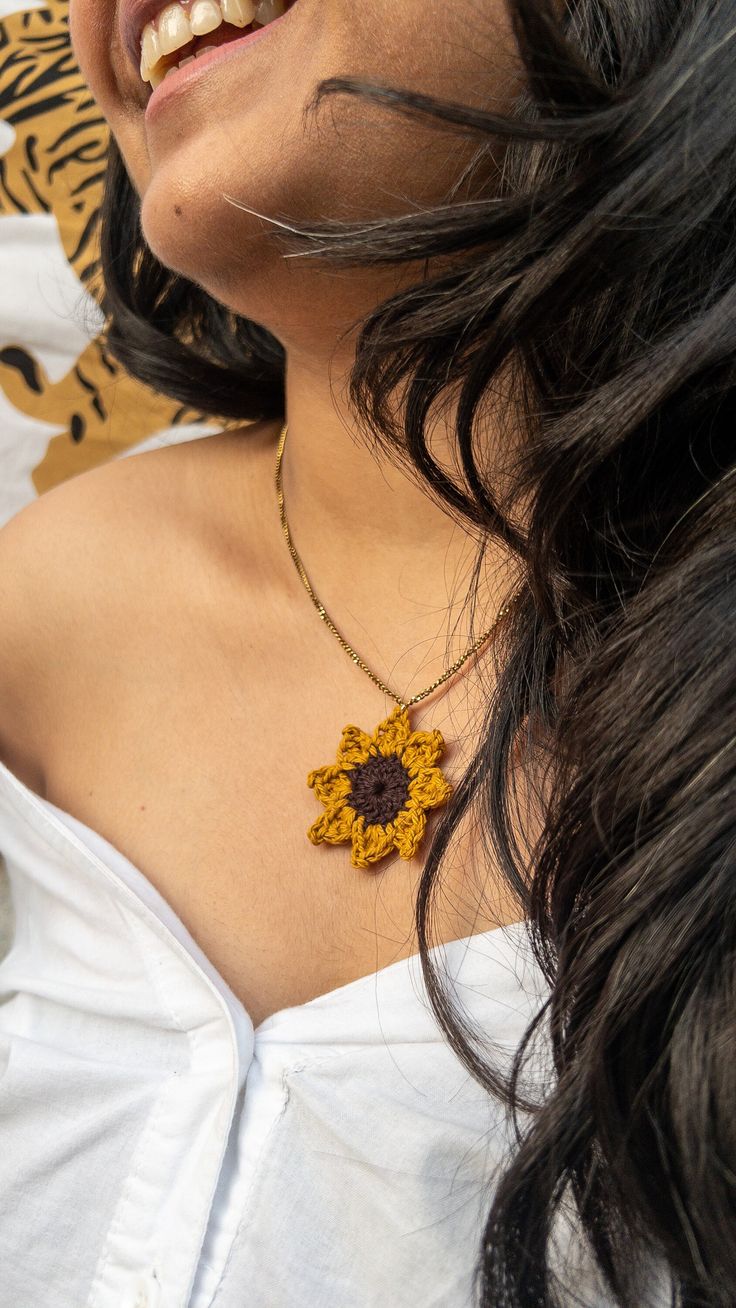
[{"xmin": 275, "ymin": 352, "xmax": 520, "ymax": 694}]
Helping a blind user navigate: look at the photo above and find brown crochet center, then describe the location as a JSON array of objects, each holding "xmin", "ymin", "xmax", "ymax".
[{"xmin": 348, "ymin": 753, "xmax": 410, "ymax": 826}]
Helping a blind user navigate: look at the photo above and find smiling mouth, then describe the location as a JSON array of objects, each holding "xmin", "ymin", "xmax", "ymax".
[{"xmin": 139, "ymin": 0, "xmax": 299, "ymax": 92}]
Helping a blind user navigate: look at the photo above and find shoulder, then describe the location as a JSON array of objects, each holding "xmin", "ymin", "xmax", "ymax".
[
  {"xmin": 0, "ymin": 427, "xmax": 268, "ymax": 789},
  {"xmin": 0, "ymin": 450, "xmax": 153, "ymax": 787},
  {"xmin": 0, "ymin": 423, "xmax": 271, "ymax": 607},
  {"xmin": 0, "ymin": 433, "xmax": 209, "ymax": 621}
]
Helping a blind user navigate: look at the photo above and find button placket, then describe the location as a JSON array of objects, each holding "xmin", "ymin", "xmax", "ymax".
[{"xmin": 132, "ymin": 1270, "xmax": 162, "ymax": 1308}]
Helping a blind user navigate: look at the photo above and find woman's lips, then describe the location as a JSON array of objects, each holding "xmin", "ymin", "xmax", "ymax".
[
  {"xmin": 142, "ymin": 1, "xmax": 298, "ymax": 122},
  {"xmin": 122, "ymin": 0, "xmax": 298, "ymax": 82}
]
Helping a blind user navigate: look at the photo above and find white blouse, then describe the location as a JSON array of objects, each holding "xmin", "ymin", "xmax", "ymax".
[{"xmin": 0, "ymin": 756, "xmax": 631, "ymax": 1308}]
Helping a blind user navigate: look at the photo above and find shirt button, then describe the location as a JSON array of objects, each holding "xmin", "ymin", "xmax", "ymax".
[{"xmin": 133, "ymin": 1273, "xmax": 162, "ymax": 1308}]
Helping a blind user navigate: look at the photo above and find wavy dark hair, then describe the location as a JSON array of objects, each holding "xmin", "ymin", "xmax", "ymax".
[{"xmin": 93, "ymin": 0, "xmax": 736, "ymax": 1303}]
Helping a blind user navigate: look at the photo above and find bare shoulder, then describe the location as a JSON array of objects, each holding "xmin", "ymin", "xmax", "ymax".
[
  {"xmin": 0, "ymin": 425, "xmax": 273, "ymax": 791},
  {"xmin": 0, "ymin": 422, "xmax": 273, "ymax": 614},
  {"xmin": 0, "ymin": 449, "xmax": 165, "ymax": 789},
  {"xmin": 0, "ymin": 431, "xmax": 217, "ymax": 621}
]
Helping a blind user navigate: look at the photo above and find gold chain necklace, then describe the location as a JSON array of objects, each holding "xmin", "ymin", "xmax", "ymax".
[{"xmin": 276, "ymin": 420, "xmax": 515, "ymax": 871}]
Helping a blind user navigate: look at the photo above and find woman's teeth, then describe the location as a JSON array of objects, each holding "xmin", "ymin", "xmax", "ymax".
[{"xmin": 139, "ymin": 0, "xmax": 287, "ymax": 89}]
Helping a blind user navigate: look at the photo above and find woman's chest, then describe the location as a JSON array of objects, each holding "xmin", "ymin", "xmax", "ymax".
[
  {"xmin": 27, "ymin": 432, "xmax": 524, "ymax": 1026},
  {"xmin": 38, "ymin": 596, "xmax": 516, "ymax": 1028}
]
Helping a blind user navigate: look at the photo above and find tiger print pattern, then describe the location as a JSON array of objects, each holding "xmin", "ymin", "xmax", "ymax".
[{"xmin": 0, "ymin": 0, "xmax": 219, "ymax": 505}]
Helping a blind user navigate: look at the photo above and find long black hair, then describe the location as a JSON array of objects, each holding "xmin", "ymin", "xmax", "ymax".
[{"xmin": 93, "ymin": 0, "xmax": 736, "ymax": 1302}]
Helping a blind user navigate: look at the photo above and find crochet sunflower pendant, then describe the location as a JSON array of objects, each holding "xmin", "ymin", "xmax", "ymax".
[{"xmin": 306, "ymin": 705, "xmax": 453, "ymax": 870}]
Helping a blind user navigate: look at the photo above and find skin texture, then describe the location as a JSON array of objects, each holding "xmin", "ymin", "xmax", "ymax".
[
  {"xmin": 55, "ymin": 0, "xmax": 535, "ymax": 1024},
  {"xmin": 68, "ymin": 0, "xmax": 524, "ymax": 625},
  {"xmin": 72, "ymin": 0, "xmax": 521, "ymax": 272}
]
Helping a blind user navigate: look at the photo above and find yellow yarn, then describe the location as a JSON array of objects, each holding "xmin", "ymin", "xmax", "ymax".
[{"xmin": 307, "ymin": 706, "xmax": 452, "ymax": 870}]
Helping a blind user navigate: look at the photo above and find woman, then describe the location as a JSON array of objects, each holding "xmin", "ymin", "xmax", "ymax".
[{"xmin": 0, "ymin": 0, "xmax": 732, "ymax": 1303}]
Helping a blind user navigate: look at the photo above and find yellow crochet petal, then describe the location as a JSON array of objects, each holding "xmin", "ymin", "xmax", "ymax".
[
  {"xmin": 306, "ymin": 764, "xmax": 352, "ymax": 806},
  {"xmin": 336, "ymin": 724, "xmax": 373, "ymax": 768},
  {"xmin": 307, "ymin": 802, "xmax": 357, "ymax": 846},
  {"xmin": 408, "ymin": 766, "xmax": 453, "ymax": 810},
  {"xmin": 371, "ymin": 706, "xmax": 413, "ymax": 757},
  {"xmin": 350, "ymin": 817, "xmax": 396, "ymax": 869},
  {"xmin": 401, "ymin": 729, "xmax": 445, "ymax": 775},
  {"xmin": 391, "ymin": 803, "xmax": 427, "ymax": 860}
]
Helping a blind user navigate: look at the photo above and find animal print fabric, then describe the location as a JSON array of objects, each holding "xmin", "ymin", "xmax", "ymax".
[{"xmin": 0, "ymin": 0, "xmax": 223, "ymax": 525}]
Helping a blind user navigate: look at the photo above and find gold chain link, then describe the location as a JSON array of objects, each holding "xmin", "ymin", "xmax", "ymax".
[{"xmin": 275, "ymin": 421, "xmax": 516, "ymax": 711}]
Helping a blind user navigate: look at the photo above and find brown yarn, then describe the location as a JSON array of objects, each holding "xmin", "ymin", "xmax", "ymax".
[{"xmin": 348, "ymin": 753, "xmax": 410, "ymax": 826}]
